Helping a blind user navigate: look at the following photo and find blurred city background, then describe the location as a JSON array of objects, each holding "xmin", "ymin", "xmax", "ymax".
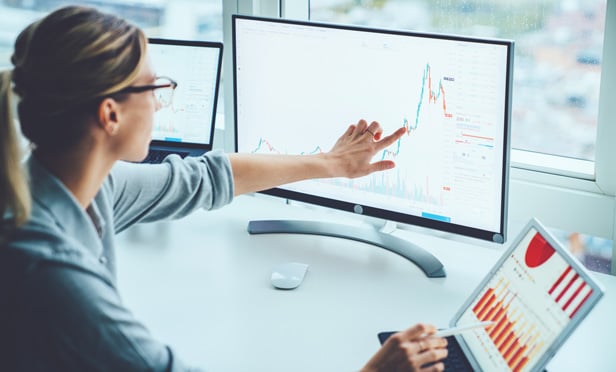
[{"xmin": 0, "ymin": 0, "xmax": 611, "ymax": 273}]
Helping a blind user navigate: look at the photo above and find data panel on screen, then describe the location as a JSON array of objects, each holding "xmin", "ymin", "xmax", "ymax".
[
  {"xmin": 148, "ymin": 42, "xmax": 220, "ymax": 144},
  {"xmin": 233, "ymin": 16, "xmax": 513, "ymax": 242}
]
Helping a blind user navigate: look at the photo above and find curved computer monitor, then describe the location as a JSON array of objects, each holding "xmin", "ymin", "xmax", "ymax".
[{"xmin": 232, "ymin": 15, "xmax": 514, "ymax": 277}]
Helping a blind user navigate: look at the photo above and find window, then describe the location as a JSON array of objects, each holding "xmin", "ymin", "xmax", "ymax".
[
  {"xmin": 0, "ymin": 0, "xmax": 222, "ymax": 47},
  {"xmin": 310, "ymin": 0, "xmax": 606, "ymax": 163},
  {"xmin": 0, "ymin": 0, "xmax": 225, "ymax": 130},
  {"xmin": 307, "ymin": 0, "xmax": 614, "ymax": 274}
]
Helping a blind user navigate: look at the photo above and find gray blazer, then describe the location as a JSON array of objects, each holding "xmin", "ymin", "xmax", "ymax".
[{"xmin": 0, "ymin": 151, "xmax": 234, "ymax": 371}]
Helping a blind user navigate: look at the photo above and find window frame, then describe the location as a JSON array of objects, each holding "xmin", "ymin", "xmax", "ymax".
[{"xmin": 224, "ymin": 0, "xmax": 615, "ymax": 274}]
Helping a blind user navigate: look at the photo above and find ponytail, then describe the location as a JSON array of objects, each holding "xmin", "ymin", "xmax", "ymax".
[{"xmin": 0, "ymin": 70, "xmax": 30, "ymax": 233}]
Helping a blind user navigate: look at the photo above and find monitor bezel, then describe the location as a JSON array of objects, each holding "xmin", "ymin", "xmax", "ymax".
[{"xmin": 232, "ymin": 14, "xmax": 514, "ymax": 243}]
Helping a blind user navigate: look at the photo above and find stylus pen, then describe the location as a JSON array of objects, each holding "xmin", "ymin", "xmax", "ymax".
[{"xmin": 432, "ymin": 321, "xmax": 496, "ymax": 338}]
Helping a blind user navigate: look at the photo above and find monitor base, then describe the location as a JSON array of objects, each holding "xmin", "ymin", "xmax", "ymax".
[{"xmin": 247, "ymin": 219, "xmax": 446, "ymax": 278}]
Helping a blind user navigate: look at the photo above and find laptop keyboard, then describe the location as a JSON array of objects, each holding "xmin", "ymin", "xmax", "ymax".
[
  {"xmin": 141, "ymin": 149, "xmax": 190, "ymax": 164},
  {"xmin": 442, "ymin": 336, "xmax": 474, "ymax": 371}
]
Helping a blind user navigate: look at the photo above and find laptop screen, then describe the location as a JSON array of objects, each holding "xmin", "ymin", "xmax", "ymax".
[
  {"xmin": 454, "ymin": 220, "xmax": 603, "ymax": 371},
  {"xmin": 147, "ymin": 39, "xmax": 223, "ymax": 146}
]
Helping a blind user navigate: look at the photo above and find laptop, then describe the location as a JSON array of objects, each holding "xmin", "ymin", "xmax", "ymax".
[
  {"xmin": 142, "ymin": 38, "xmax": 223, "ymax": 163},
  {"xmin": 379, "ymin": 217, "xmax": 604, "ymax": 372}
]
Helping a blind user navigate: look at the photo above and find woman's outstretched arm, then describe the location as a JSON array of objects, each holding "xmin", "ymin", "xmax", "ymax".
[{"xmin": 229, "ymin": 119, "xmax": 407, "ymax": 196}]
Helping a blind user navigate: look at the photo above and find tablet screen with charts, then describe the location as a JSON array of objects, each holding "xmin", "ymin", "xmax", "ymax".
[{"xmin": 450, "ymin": 218, "xmax": 604, "ymax": 371}]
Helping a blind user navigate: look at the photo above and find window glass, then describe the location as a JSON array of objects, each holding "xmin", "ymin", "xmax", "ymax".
[
  {"xmin": 0, "ymin": 0, "xmax": 224, "ymax": 125},
  {"xmin": 552, "ymin": 228, "xmax": 613, "ymax": 275},
  {"xmin": 0, "ymin": 0, "xmax": 223, "ymax": 65},
  {"xmin": 310, "ymin": 0, "xmax": 607, "ymax": 161}
]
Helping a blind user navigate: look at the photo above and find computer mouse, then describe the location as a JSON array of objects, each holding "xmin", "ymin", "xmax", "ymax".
[{"xmin": 270, "ymin": 262, "xmax": 309, "ymax": 290}]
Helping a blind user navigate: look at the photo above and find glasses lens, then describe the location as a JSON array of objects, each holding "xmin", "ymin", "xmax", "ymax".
[{"xmin": 154, "ymin": 78, "xmax": 174, "ymax": 107}]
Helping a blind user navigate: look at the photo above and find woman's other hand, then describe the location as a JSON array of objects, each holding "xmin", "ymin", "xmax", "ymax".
[{"xmin": 361, "ymin": 323, "xmax": 448, "ymax": 372}]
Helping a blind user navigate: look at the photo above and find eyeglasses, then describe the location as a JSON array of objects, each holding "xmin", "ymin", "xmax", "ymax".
[{"xmin": 112, "ymin": 76, "xmax": 178, "ymax": 107}]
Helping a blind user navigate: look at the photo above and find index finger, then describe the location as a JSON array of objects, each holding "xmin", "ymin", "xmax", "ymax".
[{"xmin": 374, "ymin": 126, "xmax": 407, "ymax": 151}]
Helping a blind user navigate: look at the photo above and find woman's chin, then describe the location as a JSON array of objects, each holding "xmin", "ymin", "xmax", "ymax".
[{"xmin": 120, "ymin": 149, "xmax": 149, "ymax": 163}]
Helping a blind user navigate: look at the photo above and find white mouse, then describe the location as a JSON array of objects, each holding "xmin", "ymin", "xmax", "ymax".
[{"xmin": 270, "ymin": 262, "xmax": 309, "ymax": 290}]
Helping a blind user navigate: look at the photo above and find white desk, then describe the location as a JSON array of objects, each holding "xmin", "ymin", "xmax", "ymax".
[{"xmin": 115, "ymin": 195, "xmax": 616, "ymax": 372}]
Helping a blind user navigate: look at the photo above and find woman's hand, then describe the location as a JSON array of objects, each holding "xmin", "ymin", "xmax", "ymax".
[
  {"xmin": 361, "ymin": 323, "xmax": 448, "ymax": 372},
  {"xmin": 324, "ymin": 119, "xmax": 407, "ymax": 178}
]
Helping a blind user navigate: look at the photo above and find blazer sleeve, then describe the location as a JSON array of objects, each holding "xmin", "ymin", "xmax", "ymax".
[{"xmin": 108, "ymin": 150, "xmax": 234, "ymax": 233}]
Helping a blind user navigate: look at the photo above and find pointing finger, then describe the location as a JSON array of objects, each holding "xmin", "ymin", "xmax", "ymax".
[{"xmin": 375, "ymin": 127, "xmax": 406, "ymax": 150}]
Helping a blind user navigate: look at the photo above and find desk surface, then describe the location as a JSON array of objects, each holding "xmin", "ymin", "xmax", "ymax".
[{"xmin": 115, "ymin": 195, "xmax": 616, "ymax": 372}]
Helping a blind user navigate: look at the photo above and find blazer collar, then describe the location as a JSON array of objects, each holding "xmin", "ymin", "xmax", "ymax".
[{"xmin": 27, "ymin": 155, "xmax": 105, "ymax": 256}]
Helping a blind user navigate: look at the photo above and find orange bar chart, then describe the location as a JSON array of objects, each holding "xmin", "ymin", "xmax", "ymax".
[{"xmin": 472, "ymin": 280, "xmax": 546, "ymax": 371}]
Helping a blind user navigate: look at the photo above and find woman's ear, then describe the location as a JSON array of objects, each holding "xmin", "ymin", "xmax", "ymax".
[{"xmin": 97, "ymin": 97, "xmax": 121, "ymax": 135}]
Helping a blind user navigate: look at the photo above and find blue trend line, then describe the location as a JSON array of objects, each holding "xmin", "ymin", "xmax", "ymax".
[
  {"xmin": 252, "ymin": 138, "xmax": 264, "ymax": 153},
  {"xmin": 301, "ymin": 146, "xmax": 323, "ymax": 155}
]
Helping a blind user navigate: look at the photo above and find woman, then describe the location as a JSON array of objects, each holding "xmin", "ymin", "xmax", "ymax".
[{"xmin": 0, "ymin": 6, "xmax": 448, "ymax": 371}]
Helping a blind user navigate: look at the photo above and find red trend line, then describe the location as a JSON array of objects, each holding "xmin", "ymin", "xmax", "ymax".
[
  {"xmin": 252, "ymin": 138, "xmax": 281, "ymax": 154},
  {"xmin": 462, "ymin": 133, "xmax": 495, "ymax": 141}
]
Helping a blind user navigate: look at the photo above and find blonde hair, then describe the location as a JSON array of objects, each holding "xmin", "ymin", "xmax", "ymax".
[
  {"xmin": 0, "ymin": 70, "xmax": 30, "ymax": 230},
  {"xmin": 13, "ymin": 5, "xmax": 148, "ymax": 151},
  {"xmin": 1, "ymin": 5, "xmax": 147, "ymax": 231}
]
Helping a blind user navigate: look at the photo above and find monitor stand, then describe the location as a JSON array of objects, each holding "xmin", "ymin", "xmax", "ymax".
[{"xmin": 247, "ymin": 219, "xmax": 446, "ymax": 278}]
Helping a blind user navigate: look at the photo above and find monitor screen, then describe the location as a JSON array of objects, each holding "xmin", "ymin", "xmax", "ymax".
[
  {"xmin": 148, "ymin": 39, "xmax": 222, "ymax": 145},
  {"xmin": 233, "ymin": 15, "xmax": 513, "ymax": 244}
]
